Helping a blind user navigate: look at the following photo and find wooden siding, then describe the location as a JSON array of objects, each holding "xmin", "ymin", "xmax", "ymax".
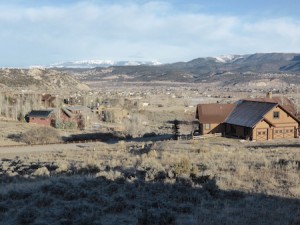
[
  {"xmin": 200, "ymin": 123, "xmax": 224, "ymax": 135},
  {"xmin": 264, "ymin": 106, "xmax": 298, "ymax": 139},
  {"xmin": 251, "ymin": 106, "xmax": 299, "ymax": 140},
  {"xmin": 264, "ymin": 106, "xmax": 298, "ymax": 127},
  {"xmin": 253, "ymin": 120, "xmax": 270, "ymax": 141}
]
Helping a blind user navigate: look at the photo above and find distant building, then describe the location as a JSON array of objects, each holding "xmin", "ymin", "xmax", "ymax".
[
  {"xmin": 41, "ymin": 94, "xmax": 56, "ymax": 108},
  {"xmin": 59, "ymin": 106, "xmax": 90, "ymax": 129},
  {"xmin": 27, "ymin": 110, "xmax": 55, "ymax": 126}
]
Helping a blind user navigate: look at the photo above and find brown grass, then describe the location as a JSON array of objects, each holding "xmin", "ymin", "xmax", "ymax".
[{"xmin": 0, "ymin": 138, "xmax": 299, "ymax": 224}]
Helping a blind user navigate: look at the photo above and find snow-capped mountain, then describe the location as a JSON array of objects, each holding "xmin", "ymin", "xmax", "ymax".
[
  {"xmin": 213, "ymin": 55, "xmax": 244, "ymax": 63},
  {"xmin": 47, "ymin": 60, "xmax": 162, "ymax": 68}
]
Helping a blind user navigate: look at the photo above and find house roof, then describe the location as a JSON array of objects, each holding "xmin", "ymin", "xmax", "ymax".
[
  {"xmin": 66, "ymin": 106, "xmax": 89, "ymax": 112},
  {"xmin": 242, "ymin": 96, "xmax": 297, "ymax": 115},
  {"xmin": 42, "ymin": 94, "xmax": 56, "ymax": 101},
  {"xmin": 61, "ymin": 108, "xmax": 73, "ymax": 117},
  {"xmin": 226, "ymin": 101, "xmax": 277, "ymax": 128},
  {"xmin": 27, "ymin": 110, "xmax": 54, "ymax": 118},
  {"xmin": 196, "ymin": 104, "xmax": 236, "ymax": 123}
]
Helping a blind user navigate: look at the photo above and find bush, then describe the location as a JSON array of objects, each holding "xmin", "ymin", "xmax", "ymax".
[
  {"xmin": 32, "ymin": 167, "xmax": 50, "ymax": 177},
  {"xmin": 55, "ymin": 120, "xmax": 77, "ymax": 129},
  {"xmin": 174, "ymin": 158, "xmax": 191, "ymax": 176},
  {"xmin": 21, "ymin": 127, "xmax": 61, "ymax": 144},
  {"xmin": 138, "ymin": 209, "xmax": 176, "ymax": 225},
  {"xmin": 17, "ymin": 207, "xmax": 37, "ymax": 225}
]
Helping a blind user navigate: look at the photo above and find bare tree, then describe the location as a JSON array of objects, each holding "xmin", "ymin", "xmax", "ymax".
[{"xmin": 122, "ymin": 113, "xmax": 150, "ymax": 138}]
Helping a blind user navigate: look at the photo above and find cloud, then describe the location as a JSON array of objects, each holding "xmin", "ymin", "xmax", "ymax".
[{"xmin": 0, "ymin": 1, "xmax": 300, "ymax": 66}]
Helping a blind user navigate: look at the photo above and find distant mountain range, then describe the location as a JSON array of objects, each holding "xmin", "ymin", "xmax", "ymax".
[
  {"xmin": 34, "ymin": 60, "xmax": 162, "ymax": 69},
  {"xmin": 3, "ymin": 53, "xmax": 300, "ymax": 91},
  {"xmin": 42, "ymin": 53, "xmax": 300, "ymax": 72},
  {"xmin": 55, "ymin": 53, "xmax": 300, "ymax": 84}
]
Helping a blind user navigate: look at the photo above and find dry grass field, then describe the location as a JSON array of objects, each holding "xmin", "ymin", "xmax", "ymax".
[
  {"xmin": 0, "ymin": 137, "xmax": 299, "ymax": 225},
  {"xmin": 0, "ymin": 84, "xmax": 299, "ymax": 224}
]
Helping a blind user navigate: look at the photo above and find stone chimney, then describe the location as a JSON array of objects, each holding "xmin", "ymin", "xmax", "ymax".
[{"xmin": 266, "ymin": 91, "xmax": 272, "ymax": 99}]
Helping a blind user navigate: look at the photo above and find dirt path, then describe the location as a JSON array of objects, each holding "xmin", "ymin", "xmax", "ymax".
[
  {"xmin": 0, "ymin": 134, "xmax": 173, "ymax": 156},
  {"xmin": 0, "ymin": 142, "xmax": 96, "ymax": 155}
]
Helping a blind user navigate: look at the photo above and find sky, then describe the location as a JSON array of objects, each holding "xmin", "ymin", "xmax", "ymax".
[{"xmin": 1, "ymin": 0, "xmax": 300, "ymax": 67}]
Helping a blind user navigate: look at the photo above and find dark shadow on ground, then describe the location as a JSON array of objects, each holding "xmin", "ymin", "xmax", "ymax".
[
  {"xmin": 62, "ymin": 132, "xmax": 121, "ymax": 143},
  {"xmin": 62, "ymin": 132, "xmax": 173, "ymax": 144},
  {"xmin": 0, "ymin": 167, "xmax": 299, "ymax": 225},
  {"xmin": 6, "ymin": 134, "xmax": 22, "ymax": 142},
  {"xmin": 125, "ymin": 134, "xmax": 173, "ymax": 143},
  {"xmin": 247, "ymin": 143, "xmax": 300, "ymax": 149}
]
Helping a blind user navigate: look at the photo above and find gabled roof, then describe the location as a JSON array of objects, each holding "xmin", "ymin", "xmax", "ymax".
[
  {"xmin": 27, "ymin": 110, "xmax": 54, "ymax": 118},
  {"xmin": 61, "ymin": 108, "xmax": 73, "ymax": 117},
  {"xmin": 196, "ymin": 104, "xmax": 236, "ymax": 124},
  {"xmin": 225, "ymin": 101, "xmax": 277, "ymax": 128},
  {"xmin": 242, "ymin": 96, "xmax": 297, "ymax": 115}
]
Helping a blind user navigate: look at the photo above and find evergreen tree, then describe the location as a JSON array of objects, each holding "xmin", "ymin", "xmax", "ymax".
[{"xmin": 173, "ymin": 119, "xmax": 180, "ymax": 140}]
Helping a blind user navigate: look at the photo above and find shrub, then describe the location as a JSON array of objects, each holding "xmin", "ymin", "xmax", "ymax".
[
  {"xmin": 174, "ymin": 158, "xmax": 191, "ymax": 176},
  {"xmin": 17, "ymin": 207, "xmax": 37, "ymax": 225},
  {"xmin": 32, "ymin": 167, "xmax": 50, "ymax": 177},
  {"xmin": 35, "ymin": 195, "xmax": 53, "ymax": 208},
  {"xmin": 21, "ymin": 127, "xmax": 61, "ymax": 144},
  {"xmin": 0, "ymin": 203, "xmax": 9, "ymax": 213},
  {"xmin": 138, "ymin": 209, "xmax": 176, "ymax": 225}
]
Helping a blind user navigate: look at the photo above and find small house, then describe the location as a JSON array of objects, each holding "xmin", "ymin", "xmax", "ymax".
[
  {"xmin": 27, "ymin": 110, "xmax": 55, "ymax": 126},
  {"xmin": 59, "ymin": 106, "xmax": 91, "ymax": 129}
]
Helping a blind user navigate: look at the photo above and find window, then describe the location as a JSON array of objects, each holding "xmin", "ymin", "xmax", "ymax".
[
  {"xmin": 273, "ymin": 111, "xmax": 279, "ymax": 119},
  {"xmin": 205, "ymin": 123, "xmax": 211, "ymax": 130}
]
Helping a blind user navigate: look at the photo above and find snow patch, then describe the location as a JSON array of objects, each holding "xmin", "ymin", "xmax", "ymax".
[
  {"xmin": 44, "ymin": 59, "xmax": 162, "ymax": 68},
  {"xmin": 214, "ymin": 55, "xmax": 243, "ymax": 63}
]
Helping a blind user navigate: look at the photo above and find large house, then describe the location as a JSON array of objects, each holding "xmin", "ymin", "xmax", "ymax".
[
  {"xmin": 225, "ymin": 100, "xmax": 299, "ymax": 141},
  {"xmin": 196, "ymin": 96, "xmax": 300, "ymax": 141}
]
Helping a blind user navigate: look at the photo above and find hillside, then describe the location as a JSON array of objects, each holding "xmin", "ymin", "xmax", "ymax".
[
  {"xmin": 2, "ymin": 53, "xmax": 300, "ymax": 90},
  {"xmin": 0, "ymin": 68, "xmax": 90, "ymax": 91},
  {"xmin": 56, "ymin": 53, "xmax": 300, "ymax": 85}
]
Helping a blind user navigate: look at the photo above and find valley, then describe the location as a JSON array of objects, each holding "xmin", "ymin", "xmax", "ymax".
[{"xmin": 0, "ymin": 53, "xmax": 300, "ymax": 225}]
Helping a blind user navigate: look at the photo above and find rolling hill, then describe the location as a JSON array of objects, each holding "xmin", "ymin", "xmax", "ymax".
[
  {"xmin": 0, "ymin": 68, "xmax": 90, "ymax": 91},
  {"xmin": 55, "ymin": 53, "xmax": 300, "ymax": 84}
]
